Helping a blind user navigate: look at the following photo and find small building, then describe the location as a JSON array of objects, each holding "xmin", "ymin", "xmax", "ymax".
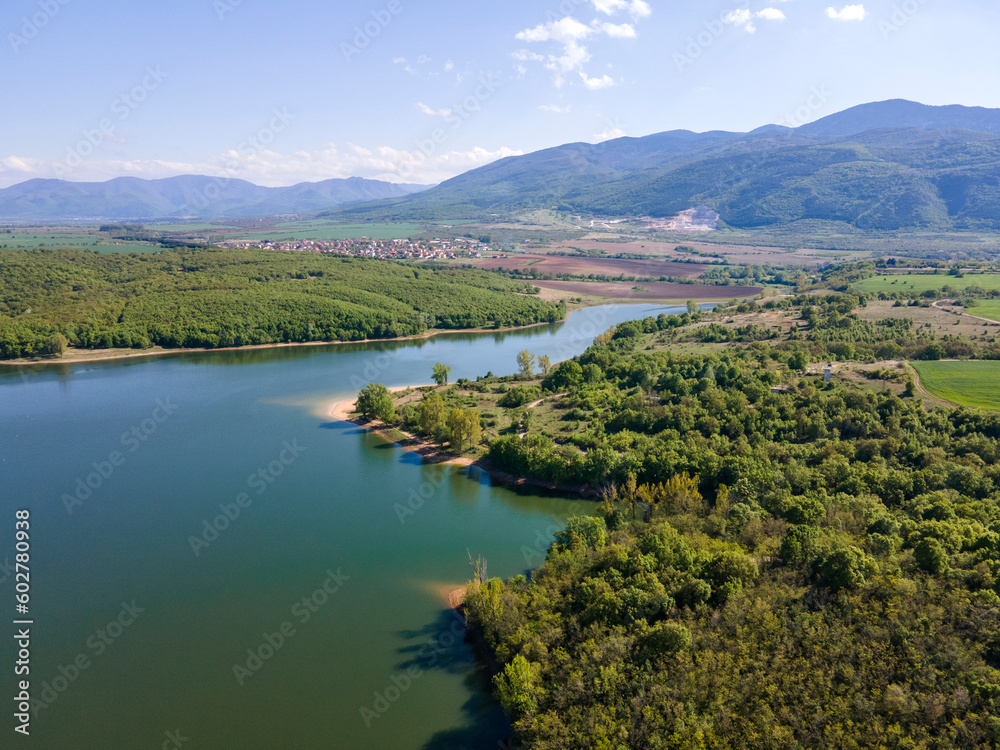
[{"xmin": 823, "ymin": 365, "xmax": 832, "ymax": 383}]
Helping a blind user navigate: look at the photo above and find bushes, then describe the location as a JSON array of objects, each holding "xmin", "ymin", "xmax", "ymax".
[{"xmin": 497, "ymin": 385, "xmax": 542, "ymax": 408}]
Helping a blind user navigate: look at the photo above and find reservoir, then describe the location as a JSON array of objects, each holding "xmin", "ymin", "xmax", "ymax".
[{"xmin": 0, "ymin": 303, "xmax": 671, "ymax": 749}]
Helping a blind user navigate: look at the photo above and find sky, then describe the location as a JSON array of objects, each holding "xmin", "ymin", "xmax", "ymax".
[{"xmin": 1, "ymin": 0, "xmax": 997, "ymax": 188}]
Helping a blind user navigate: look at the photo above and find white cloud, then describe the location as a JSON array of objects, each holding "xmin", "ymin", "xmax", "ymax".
[
  {"xmin": 511, "ymin": 49, "xmax": 545, "ymax": 62},
  {"xmin": 444, "ymin": 60, "xmax": 454, "ymax": 72},
  {"xmin": 724, "ymin": 7, "xmax": 788, "ymax": 32},
  {"xmin": 516, "ymin": 17, "xmax": 592, "ymax": 43},
  {"xmin": 757, "ymin": 8, "xmax": 786, "ymax": 21},
  {"xmin": 591, "ymin": 0, "xmax": 651, "ymax": 19},
  {"xmin": 826, "ymin": 4, "xmax": 867, "ymax": 21},
  {"xmin": 724, "ymin": 9, "xmax": 756, "ymax": 33},
  {"xmin": 515, "ymin": 11, "xmax": 646, "ymax": 88},
  {"xmin": 540, "ymin": 104, "xmax": 571, "ymax": 113},
  {"xmin": 593, "ymin": 127, "xmax": 626, "ymax": 142},
  {"xmin": 580, "ymin": 72, "xmax": 615, "ymax": 90},
  {"xmin": 0, "ymin": 144, "xmax": 526, "ymax": 190},
  {"xmin": 547, "ymin": 40, "xmax": 592, "ymax": 86},
  {"xmin": 595, "ymin": 21, "xmax": 637, "ymax": 38},
  {"xmin": 416, "ymin": 54, "xmax": 431, "ymax": 64},
  {"xmin": 416, "ymin": 102, "xmax": 453, "ymax": 118},
  {"xmin": 392, "ymin": 57, "xmax": 418, "ymax": 75},
  {"xmin": 0, "ymin": 156, "xmax": 38, "ymax": 173}
]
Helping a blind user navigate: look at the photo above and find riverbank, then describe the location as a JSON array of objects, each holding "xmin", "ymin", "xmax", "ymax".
[
  {"xmin": 0, "ymin": 320, "xmax": 560, "ymax": 367},
  {"xmin": 330, "ymin": 386, "xmax": 600, "ymax": 498}
]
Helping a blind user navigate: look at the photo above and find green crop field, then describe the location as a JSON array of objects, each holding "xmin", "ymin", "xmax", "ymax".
[
  {"xmin": 225, "ymin": 221, "xmax": 423, "ymax": 242},
  {"xmin": 0, "ymin": 227, "xmax": 165, "ymax": 254},
  {"xmin": 966, "ymin": 300, "xmax": 1000, "ymax": 323},
  {"xmin": 853, "ymin": 274, "xmax": 1000, "ymax": 294},
  {"xmin": 144, "ymin": 223, "xmax": 223, "ymax": 232},
  {"xmin": 911, "ymin": 360, "xmax": 1000, "ymax": 409}
]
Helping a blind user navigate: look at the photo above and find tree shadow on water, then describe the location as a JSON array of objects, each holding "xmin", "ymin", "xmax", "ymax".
[
  {"xmin": 318, "ymin": 421, "xmax": 364, "ymax": 434},
  {"xmin": 396, "ymin": 608, "xmax": 472, "ymax": 676},
  {"xmin": 395, "ymin": 608, "xmax": 513, "ymax": 750}
]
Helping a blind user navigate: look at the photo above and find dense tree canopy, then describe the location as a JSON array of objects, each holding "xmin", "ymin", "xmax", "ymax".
[
  {"xmin": 459, "ymin": 313, "xmax": 1000, "ymax": 749},
  {"xmin": 0, "ymin": 248, "xmax": 565, "ymax": 358}
]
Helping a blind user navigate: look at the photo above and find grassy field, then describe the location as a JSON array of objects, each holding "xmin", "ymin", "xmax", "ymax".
[
  {"xmin": 911, "ymin": 361, "xmax": 1000, "ymax": 409},
  {"xmin": 854, "ymin": 300, "xmax": 1000, "ymax": 339},
  {"xmin": 532, "ymin": 279, "xmax": 761, "ymax": 305},
  {"xmin": 852, "ymin": 274, "xmax": 1000, "ymax": 294}
]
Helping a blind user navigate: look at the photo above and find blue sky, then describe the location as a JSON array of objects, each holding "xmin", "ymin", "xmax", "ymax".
[{"xmin": 1, "ymin": 0, "xmax": 997, "ymax": 188}]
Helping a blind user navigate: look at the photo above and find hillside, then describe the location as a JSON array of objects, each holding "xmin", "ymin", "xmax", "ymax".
[
  {"xmin": 0, "ymin": 248, "xmax": 561, "ymax": 359},
  {"xmin": 330, "ymin": 100, "xmax": 1000, "ymax": 232},
  {"xmin": 0, "ymin": 175, "xmax": 429, "ymax": 221}
]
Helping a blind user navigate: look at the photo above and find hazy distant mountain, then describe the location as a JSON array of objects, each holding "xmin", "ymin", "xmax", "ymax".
[
  {"xmin": 0, "ymin": 175, "xmax": 429, "ymax": 220},
  {"xmin": 797, "ymin": 99, "xmax": 1000, "ymax": 137},
  {"xmin": 330, "ymin": 100, "xmax": 1000, "ymax": 232}
]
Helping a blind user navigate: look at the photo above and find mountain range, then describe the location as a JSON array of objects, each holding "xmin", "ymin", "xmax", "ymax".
[
  {"xmin": 329, "ymin": 99, "xmax": 1000, "ymax": 232},
  {"xmin": 3, "ymin": 100, "xmax": 1000, "ymax": 231},
  {"xmin": 0, "ymin": 175, "xmax": 428, "ymax": 221}
]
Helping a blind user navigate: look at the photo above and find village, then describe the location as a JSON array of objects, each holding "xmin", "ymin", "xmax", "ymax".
[{"xmin": 218, "ymin": 235, "xmax": 508, "ymax": 262}]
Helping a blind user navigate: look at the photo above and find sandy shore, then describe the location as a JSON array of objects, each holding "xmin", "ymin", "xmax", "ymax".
[
  {"xmin": 332, "ymin": 384, "xmax": 600, "ymax": 497},
  {"xmin": 330, "ymin": 386, "xmax": 475, "ymax": 468}
]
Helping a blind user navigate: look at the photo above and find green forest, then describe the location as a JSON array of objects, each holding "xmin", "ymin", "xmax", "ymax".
[
  {"xmin": 357, "ymin": 294, "xmax": 1000, "ymax": 748},
  {"xmin": 0, "ymin": 248, "xmax": 564, "ymax": 359}
]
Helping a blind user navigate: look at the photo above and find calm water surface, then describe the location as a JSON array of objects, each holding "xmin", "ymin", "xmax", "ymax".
[{"xmin": 0, "ymin": 304, "xmax": 672, "ymax": 749}]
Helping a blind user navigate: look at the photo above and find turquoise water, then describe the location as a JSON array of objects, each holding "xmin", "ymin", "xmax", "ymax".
[{"xmin": 0, "ymin": 304, "xmax": 672, "ymax": 749}]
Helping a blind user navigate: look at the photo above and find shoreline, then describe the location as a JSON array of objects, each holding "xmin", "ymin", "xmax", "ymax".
[
  {"xmin": 0, "ymin": 296, "xmax": 711, "ymax": 368},
  {"xmin": 330, "ymin": 387, "xmax": 600, "ymax": 498},
  {"xmin": 0, "ymin": 319, "xmax": 562, "ymax": 367},
  {"xmin": 330, "ymin": 388, "xmax": 476, "ymax": 468}
]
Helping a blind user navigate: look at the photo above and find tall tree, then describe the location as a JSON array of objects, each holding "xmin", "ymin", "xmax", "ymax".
[
  {"xmin": 432, "ymin": 362, "xmax": 452, "ymax": 385},
  {"xmin": 447, "ymin": 407, "xmax": 481, "ymax": 451},
  {"xmin": 356, "ymin": 383, "xmax": 395, "ymax": 422},
  {"xmin": 516, "ymin": 349, "xmax": 536, "ymax": 378},
  {"xmin": 417, "ymin": 392, "xmax": 445, "ymax": 437}
]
